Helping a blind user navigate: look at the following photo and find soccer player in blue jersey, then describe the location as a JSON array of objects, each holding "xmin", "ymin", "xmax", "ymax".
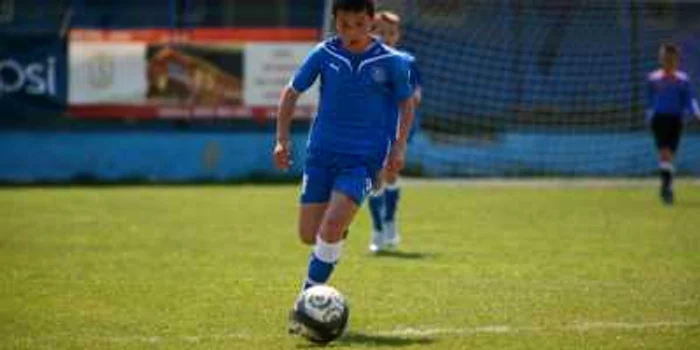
[
  {"xmin": 367, "ymin": 10, "xmax": 422, "ymax": 253},
  {"xmin": 646, "ymin": 43, "xmax": 700, "ymax": 205},
  {"xmin": 274, "ymin": 0, "xmax": 414, "ymax": 300}
]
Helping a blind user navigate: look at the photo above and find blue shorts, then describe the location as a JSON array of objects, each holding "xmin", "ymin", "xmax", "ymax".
[{"xmin": 300, "ymin": 149, "xmax": 385, "ymax": 206}]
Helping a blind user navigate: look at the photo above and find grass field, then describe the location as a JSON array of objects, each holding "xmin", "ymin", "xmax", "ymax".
[{"xmin": 1, "ymin": 181, "xmax": 699, "ymax": 349}]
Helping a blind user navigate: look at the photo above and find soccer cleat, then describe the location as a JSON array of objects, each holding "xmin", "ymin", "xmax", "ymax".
[
  {"xmin": 369, "ymin": 229, "xmax": 384, "ymax": 253},
  {"xmin": 383, "ymin": 221, "xmax": 400, "ymax": 248}
]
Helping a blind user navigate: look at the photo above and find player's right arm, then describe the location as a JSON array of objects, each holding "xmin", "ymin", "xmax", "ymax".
[
  {"xmin": 274, "ymin": 87, "xmax": 301, "ymax": 170},
  {"xmin": 273, "ymin": 45, "xmax": 324, "ymax": 170}
]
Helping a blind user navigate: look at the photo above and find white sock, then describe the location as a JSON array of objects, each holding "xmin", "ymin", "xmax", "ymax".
[{"xmin": 314, "ymin": 236, "xmax": 343, "ymax": 263}]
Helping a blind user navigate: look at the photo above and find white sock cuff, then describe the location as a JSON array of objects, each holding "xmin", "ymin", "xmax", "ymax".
[
  {"xmin": 385, "ymin": 182, "xmax": 401, "ymax": 191},
  {"xmin": 314, "ymin": 236, "xmax": 343, "ymax": 263},
  {"xmin": 659, "ymin": 162, "xmax": 675, "ymax": 173},
  {"xmin": 370, "ymin": 188, "xmax": 385, "ymax": 197}
]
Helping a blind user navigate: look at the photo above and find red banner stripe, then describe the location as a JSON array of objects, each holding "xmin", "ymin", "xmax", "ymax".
[
  {"xmin": 69, "ymin": 105, "xmax": 314, "ymax": 120},
  {"xmin": 70, "ymin": 28, "xmax": 321, "ymax": 43}
]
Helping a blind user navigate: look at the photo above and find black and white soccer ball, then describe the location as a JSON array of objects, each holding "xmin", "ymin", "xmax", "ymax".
[{"xmin": 290, "ymin": 285, "xmax": 349, "ymax": 344}]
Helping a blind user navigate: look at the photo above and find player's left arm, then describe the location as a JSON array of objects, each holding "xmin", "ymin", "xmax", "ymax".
[
  {"xmin": 413, "ymin": 86, "xmax": 422, "ymax": 107},
  {"xmin": 386, "ymin": 59, "xmax": 416, "ymax": 174},
  {"xmin": 410, "ymin": 60, "xmax": 423, "ymax": 107},
  {"xmin": 386, "ymin": 98, "xmax": 415, "ymax": 175}
]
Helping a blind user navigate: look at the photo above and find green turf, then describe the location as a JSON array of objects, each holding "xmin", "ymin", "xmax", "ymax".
[{"xmin": 1, "ymin": 183, "xmax": 699, "ymax": 349}]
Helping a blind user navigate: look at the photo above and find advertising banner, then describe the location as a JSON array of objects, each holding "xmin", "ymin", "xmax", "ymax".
[
  {"xmin": 0, "ymin": 34, "xmax": 67, "ymax": 117},
  {"xmin": 68, "ymin": 29, "xmax": 319, "ymax": 120},
  {"xmin": 69, "ymin": 42, "xmax": 147, "ymax": 104},
  {"xmin": 244, "ymin": 42, "xmax": 318, "ymax": 107}
]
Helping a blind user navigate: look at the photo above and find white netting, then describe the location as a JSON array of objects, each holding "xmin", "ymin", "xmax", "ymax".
[{"xmin": 367, "ymin": 0, "xmax": 700, "ymax": 176}]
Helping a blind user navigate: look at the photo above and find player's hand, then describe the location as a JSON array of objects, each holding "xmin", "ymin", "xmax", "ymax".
[
  {"xmin": 273, "ymin": 139, "xmax": 292, "ymax": 171},
  {"xmin": 385, "ymin": 142, "xmax": 406, "ymax": 176}
]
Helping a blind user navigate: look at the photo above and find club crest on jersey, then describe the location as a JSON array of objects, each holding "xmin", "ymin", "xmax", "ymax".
[{"xmin": 371, "ymin": 66, "xmax": 387, "ymax": 83}]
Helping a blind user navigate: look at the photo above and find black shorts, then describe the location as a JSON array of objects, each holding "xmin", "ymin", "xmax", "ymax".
[{"xmin": 651, "ymin": 114, "xmax": 683, "ymax": 152}]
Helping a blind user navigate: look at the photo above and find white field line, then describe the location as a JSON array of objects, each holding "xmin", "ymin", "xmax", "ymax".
[
  {"xmin": 404, "ymin": 178, "xmax": 700, "ymax": 188},
  {"xmin": 77, "ymin": 333, "xmax": 252, "ymax": 344},
  {"xmin": 378, "ymin": 320, "xmax": 700, "ymax": 337},
  {"xmin": 18, "ymin": 320, "xmax": 698, "ymax": 344}
]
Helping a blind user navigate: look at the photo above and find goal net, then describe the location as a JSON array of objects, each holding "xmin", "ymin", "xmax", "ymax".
[{"xmin": 328, "ymin": 0, "xmax": 700, "ymax": 177}]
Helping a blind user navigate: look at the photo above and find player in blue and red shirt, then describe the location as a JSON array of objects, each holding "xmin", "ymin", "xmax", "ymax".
[
  {"xmin": 646, "ymin": 43, "xmax": 700, "ymax": 205},
  {"xmin": 273, "ymin": 0, "xmax": 415, "ymax": 299}
]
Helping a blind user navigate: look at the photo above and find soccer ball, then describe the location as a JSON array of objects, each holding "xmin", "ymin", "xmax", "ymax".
[{"xmin": 290, "ymin": 285, "xmax": 349, "ymax": 344}]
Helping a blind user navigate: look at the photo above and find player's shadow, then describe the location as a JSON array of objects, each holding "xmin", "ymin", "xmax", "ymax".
[
  {"xmin": 295, "ymin": 331, "xmax": 435, "ymax": 348},
  {"xmin": 337, "ymin": 331, "xmax": 435, "ymax": 347},
  {"xmin": 369, "ymin": 250, "xmax": 436, "ymax": 260}
]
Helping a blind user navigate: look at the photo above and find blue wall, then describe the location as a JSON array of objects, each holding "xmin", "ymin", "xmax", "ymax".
[
  {"xmin": 0, "ymin": 132, "xmax": 308, "ymax": 182},
  {"xmin": 409, "ymin": 133, "xmax": 700, "ymax": 177},
  {"xmin": 0, "ymin": 131, "xmax": 698, "ymax": 182}
]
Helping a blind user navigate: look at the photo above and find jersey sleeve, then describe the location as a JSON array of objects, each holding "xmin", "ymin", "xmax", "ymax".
[
  {"xmin": 290, "ymin": 44, "xmax": 323, "ymax": 93},
  {"xmin": 392, "ymin": 57, "xmax": 414, "ymax": 102}
]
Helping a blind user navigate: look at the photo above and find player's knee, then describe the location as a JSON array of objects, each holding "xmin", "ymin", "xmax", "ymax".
[
  {"xmin": 298, "ymin": 223, "xmax": 318, "ymax": 246},
  {"xmin": 298, "ymin": 232, "xmax": 315, "ymax": 245}
]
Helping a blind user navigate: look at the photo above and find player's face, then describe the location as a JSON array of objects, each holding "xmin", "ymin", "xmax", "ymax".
[
  {"xmin": 372, "ymin": 20, "xmax": 400, "ymax": 47},
  {"xmin": 335, "ymin": 10, "xmax": 373, "ymax": 52},
  {"xmin": 659, "ymin": 49, "xmax": 679, "ymax": 71}
]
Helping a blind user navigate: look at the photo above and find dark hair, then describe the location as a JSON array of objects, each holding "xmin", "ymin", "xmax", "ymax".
[
  {"xmin": 661, "ymin": 43, "xmax": 680, "ymax": 56},
  {"xmin": 333, "ymin": 0, "xmax": 376, "ymax": 18}
]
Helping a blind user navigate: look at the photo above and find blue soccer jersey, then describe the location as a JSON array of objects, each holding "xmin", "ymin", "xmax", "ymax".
[
  {"xmin": 647, "ymin": 69, "xmax": 700, "ymax": 118},
  {"xmin": 291, "ymin": 37, "xmax": 414, "ymax": 158},
  {"xmin": 290, "ymin": 37, "xmax": 414, "ymax": 205}
]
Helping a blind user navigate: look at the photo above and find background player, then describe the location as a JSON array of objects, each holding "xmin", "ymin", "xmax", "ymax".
[
  {"xmin": 367, "ymin": 10, "xmax": 423, "ymax": 253},
  {"xmin": 646, "ymin": 43, "xmax": 700, "ymax": 205}
]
